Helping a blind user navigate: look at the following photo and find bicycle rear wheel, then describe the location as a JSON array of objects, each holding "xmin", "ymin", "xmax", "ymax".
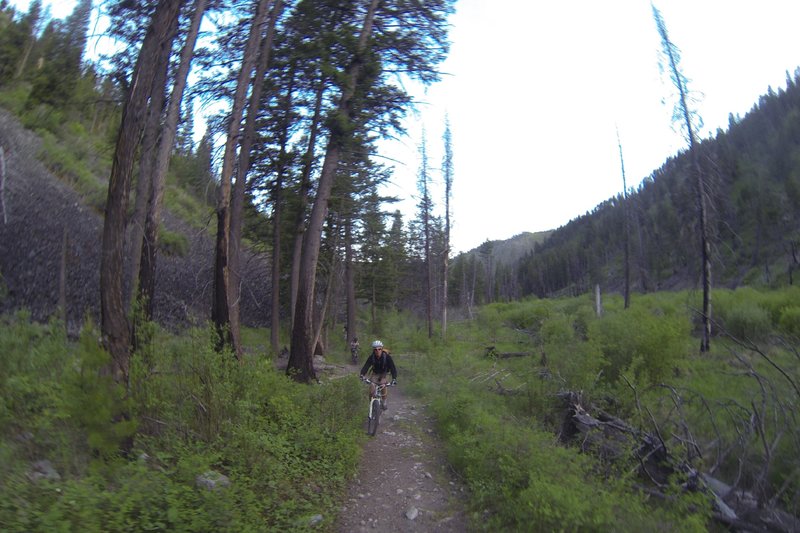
[{"xmin": 367, "ymin": 399, "xmax": 381, "ymax": 436}]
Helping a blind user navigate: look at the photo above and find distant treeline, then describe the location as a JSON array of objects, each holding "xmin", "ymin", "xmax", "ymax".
[{"xmin": 452, "ymin": 71, "xmax": 800, "ymax": 303}]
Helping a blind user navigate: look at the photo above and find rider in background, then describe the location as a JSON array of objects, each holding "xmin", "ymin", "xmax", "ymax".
[
  {"xmin": 359, "ymin": 340, "xmax": 397, "ymax": 410},
  {"xmin": 350, "ymin": 336, "xmax": 360, "ymax": 362}
]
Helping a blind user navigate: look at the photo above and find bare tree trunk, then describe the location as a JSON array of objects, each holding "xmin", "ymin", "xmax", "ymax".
[
  {"xmin": 269, "ymin": 94, "xmax": 293, "ymax": 355},
  {"xmin": 290, "ymin": 80, "xmax": 325, "ymax": 327},
  {"xmin": 345, "ymin": 216, "xmax": 357, "ymax": 348},
  {"xmin": 138, "ymin": 0, "xmax": 208, "ymax": 321},
  {"xmin": 270, "ymin": 173, "xmax": 282, "ymax": 354},
  {"xmin": 442, "ymin": 116, "xmax": 453, "ymax": 339},
  {"xmin": 696, "ymin": 152, "xmax": 712, "ymax": 352},
  {"xmin": 313, "ymin": 238, "xmax": 339, "ymax": 356},
  {"xmin": 60, "ymin": 228, "xmax": 68, "ymax": 329},
  {"xmin": 617, "ymin": 127, "xmax": 631, "ymax": 309},
  {"xmin": 0, "ymin": 146, "xmax": 6, "ymax": 224},
  {"xmin": 653, "ymin": 4, "xmax": 712, "ymax": 352},
  {"xmin": 126, "ymin": 33, "xmax": 172, "ymax": 314},
  {"xmin": 635, "ymin": 202, "xmax": 650, "ymax": 292},
  {"xmin": 287, "ymin": 0, "xmax": 381, "ymax": 382},
  {"xmin": 595, "ymin": 283, "xmax": 602, "ymax": 317},
  {"xmin": 212, "ymin": 0, "xmax": 272, "ymax": 358},
  {"xmin": 229, "ymin": 0, "xmax": 282, "ymax": 357},
  {"xmin": 100, "ymin": 0, "xmax": 184, "ymax": 384}
]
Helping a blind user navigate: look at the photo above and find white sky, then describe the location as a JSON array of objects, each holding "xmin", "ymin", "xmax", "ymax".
[
  {"xmin": 12, "ymin": 0, "xmax": 800, "ymax": 254},
  {"xmin": 380, "ymin": 0, "xmax": 800, "ymax": 254}
]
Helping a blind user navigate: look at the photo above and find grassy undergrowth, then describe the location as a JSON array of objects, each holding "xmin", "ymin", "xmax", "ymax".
[
  {"xmin": 396, "ymin": 286, "xmax": 800, "ymax": 531},
  {"xmin": 0, "ymin": 312, "xmax": 363, "ymax": 531}
]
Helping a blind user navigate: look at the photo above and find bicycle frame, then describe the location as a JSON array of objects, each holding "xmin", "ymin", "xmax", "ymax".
[{"xmin": 362, "ymin": 377, "xmax": 394, "ymax": 436}]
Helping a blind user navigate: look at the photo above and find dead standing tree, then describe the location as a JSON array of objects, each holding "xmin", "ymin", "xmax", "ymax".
[{"xmin": 651, "ymin": 2, "xmax": 712, "ymax": 352}]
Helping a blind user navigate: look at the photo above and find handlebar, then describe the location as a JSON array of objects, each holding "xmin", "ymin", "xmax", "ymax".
[{"xmin": 360, "ymin": 377, "xmax": 396, "ymax": 387}]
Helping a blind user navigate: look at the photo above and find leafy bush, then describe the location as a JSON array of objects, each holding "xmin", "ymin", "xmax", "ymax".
[
  {"xmin": 719, "ymin": 304, "xmax": 772, "ymax": 342},
  {"xmin": 589, "ymin": 304, "xmax": 691, "ymax": 384},
  {"xmin": 0, "ymin": 84, "xmax": 31, "ymax": 114},
  {"xmin": 37, "ymin": 131, "xmax": 106, "ymax": 211},
  {"xmin": 418, "ymin": 352, "xmax": 706, "ymax": 531},
  {"xmin": 158, "ymin": 228, "xmax": 190, "ymax": 258},
  {"xmin": 0, "ymin": 318, "xmax": 364, "ymax": 532},
  {"xmin": 778, "ymin": 306, "xmax": 800, "ymax": 337}
]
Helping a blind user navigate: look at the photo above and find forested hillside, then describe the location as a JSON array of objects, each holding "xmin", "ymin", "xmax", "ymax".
[{"xmin": 513, "ymin": 74, "xmax": 800, "ymax": 298}]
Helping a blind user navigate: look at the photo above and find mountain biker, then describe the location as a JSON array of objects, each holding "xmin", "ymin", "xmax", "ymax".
[
  {"xmin": 360, "ymin": 340, "xmax": 397, "ymax": 410},
  {"xmin": 350, "ymin": 336, "xmax": 360, "ymax": 362}
]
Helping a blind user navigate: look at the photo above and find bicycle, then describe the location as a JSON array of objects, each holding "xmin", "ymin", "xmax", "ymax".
[{"xmin": 361, "ymin": 377, "xmax": 395, "ymax": 436}]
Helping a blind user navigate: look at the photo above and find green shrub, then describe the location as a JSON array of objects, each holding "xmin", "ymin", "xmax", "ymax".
[
  {"xmin": 37, "ymin": 131, "xmax": 106, "ymax": 210},
  {"xmin": 778, "ymin": 306, "xmax": 800, "ymax": 337},
  {"xmin": 589, "ymin": 305, "xmax": 691, "ymax": 384},
  {"xmin": 0, "ymin": 318, "xmax": 364, "ymax": 532},
  {"xmin": 0, "ymin": 84, "xmax": 31, "ymax": 114},
  {"xmin": 158, "ymin": 228, "xmax": 190, "ymax": 257},
  {"xmin": 719, "ymin": 304, "xmax": 772, "ymax": 342}
]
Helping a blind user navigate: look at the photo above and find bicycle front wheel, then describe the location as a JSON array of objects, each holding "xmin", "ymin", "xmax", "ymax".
[{"xmin": 367, "ymin": 400, "xmax": 381, "ymax": 436}]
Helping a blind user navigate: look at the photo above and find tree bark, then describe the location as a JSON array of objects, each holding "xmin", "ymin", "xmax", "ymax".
[
  {"xmin": 100, "ymin": 0, "xmax": 184, "ymax": 384},
  {"xmin": 0, "ymin": 146, "xmax": 6, "ymax": 224},
  {"xmin": 269, "ymin": 70, "xmax": 294, "ymax": 355},
  {"xmin": 345, "ymin": 216, "xmax": 357, "ymax": 349},
  {"xmin": 617, "ymin": 127, "xmax": 631, "ymax": 309},
  {"xmin": 290, "ymin": 79, "xmax": 325, "ymax": 329},
  {"xmin": 442, "ymin": 116, "xmax": 453, "ymax": 339},
  {"xmin": 287, "ymin": 0, "xmax": 381, "ymax": 382},
  {"xmin": 60, "ymin": 227, "xmax": 68, "ymax": 329},
  {"xmin": 138, "ymin": 0, "xmax": 208, "ymax": 322},
  {"xmin": 652, "ymin": 5, "xmax": 711, "ymax": 351},
  {"xmin": 212, "ymin": 0, "xmax": 272, "ymax": 358},
  {"xmin": 229, "ymin": 0, "xmax": 283, "ymax": 357},
  {"xmin": 126, "ymin": 26, "xmax": 172, "ymax": 313}
]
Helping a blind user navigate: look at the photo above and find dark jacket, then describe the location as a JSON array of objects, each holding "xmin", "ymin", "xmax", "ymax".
[{"xmin": 360, "ymin": 350, "xmax": 397, "ymax": 380}]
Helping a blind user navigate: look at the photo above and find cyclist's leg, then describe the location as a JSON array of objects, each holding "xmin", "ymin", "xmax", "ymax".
[{"xmin": 375, "ymin": 373, "xmax": 388, "ymax": 408}]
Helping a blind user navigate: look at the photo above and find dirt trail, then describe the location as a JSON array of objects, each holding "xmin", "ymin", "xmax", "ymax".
[{"xmin": 334, "ymin": 361, "xmax": 470, "ymax": 532}]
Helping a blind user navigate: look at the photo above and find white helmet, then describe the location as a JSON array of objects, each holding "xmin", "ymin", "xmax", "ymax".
[{"xmin": 371, "ymin": 340, "xmax": 384, "ymax": 349}]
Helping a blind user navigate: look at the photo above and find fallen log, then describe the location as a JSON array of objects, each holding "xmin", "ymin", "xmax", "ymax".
[
  {"xmin": 557, "ymin": 390, "xmax": 800, "ymax": 532},
  {"xmin": 484, "ymin": 346, "xmax": 531, "ymax": 358}
]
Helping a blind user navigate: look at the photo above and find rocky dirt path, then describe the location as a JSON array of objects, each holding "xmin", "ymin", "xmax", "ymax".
[{"xmin": 334, "ymin": 362, "xmax": 471, "ymax": 532}]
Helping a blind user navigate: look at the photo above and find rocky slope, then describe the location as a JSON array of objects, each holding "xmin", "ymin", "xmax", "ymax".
[{"xmin": 0, "ymin": 108, "xmax": 270, "ymax": 334}]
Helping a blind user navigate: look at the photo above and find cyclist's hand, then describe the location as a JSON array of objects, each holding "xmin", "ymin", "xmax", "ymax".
[{"xmin": 391, "ymin": 379, "xmax": 397, "ymax": 386}]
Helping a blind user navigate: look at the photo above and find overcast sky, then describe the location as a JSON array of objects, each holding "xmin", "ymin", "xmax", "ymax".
[
  {"xmin": 380, "ymin": 0, "xmax": 800, "ymax": 254},
  {"xmin": 12, "ymin": 0, "xmax": 800, "ymax": 254}
]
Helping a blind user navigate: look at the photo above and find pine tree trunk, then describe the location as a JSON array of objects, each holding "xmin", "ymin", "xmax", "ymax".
[
  {"xmin": 229, "ymin": 0, "xmax": 282, "ymax": 356},
  {"xmin": 100, "ymin": 0, "xmax": 184, "ymax": 384},
  {"xmin": 617, "ymin": 128, "xmax": 631, "ymax": 309},
  {"xmin": 287, "ymin": 0, "xmax": 381, "ymax": 382},
  {"xmin": 59, "ymin": 228, "xmax": 68, "ymax": 329},
  {"xmin": 138, "ymin": 0, "xmax": 208, "ymax": 321},
  {"xmin": 345, "ymin": 217, "xmax": 357, "ymax": 348},
  {"xmin": 290, "ymin": 80, "xmax": 325, "ymax": 329},
  {"xmin": 127, "ymin": 31, "xmax": 171, "ymax": 314},
  {"xmin": 0, "ymin": 146, "xmax": 7, "ymax": 225},
  {"xmin": 212, "ymin": 0, "xmax": 272, "ymax": 358},
  {"xmin": 269, "ymin": 43, "xmax": 293, "ymax": 357}
]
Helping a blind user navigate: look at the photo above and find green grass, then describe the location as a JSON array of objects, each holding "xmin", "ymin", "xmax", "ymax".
[
  {"xmin": 395, "ymin": 287, "xmax": 799, "ymax": 530},
  {"xmin": 0, "ymin": 313, "xmax": 364, "ymax": 531}
]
